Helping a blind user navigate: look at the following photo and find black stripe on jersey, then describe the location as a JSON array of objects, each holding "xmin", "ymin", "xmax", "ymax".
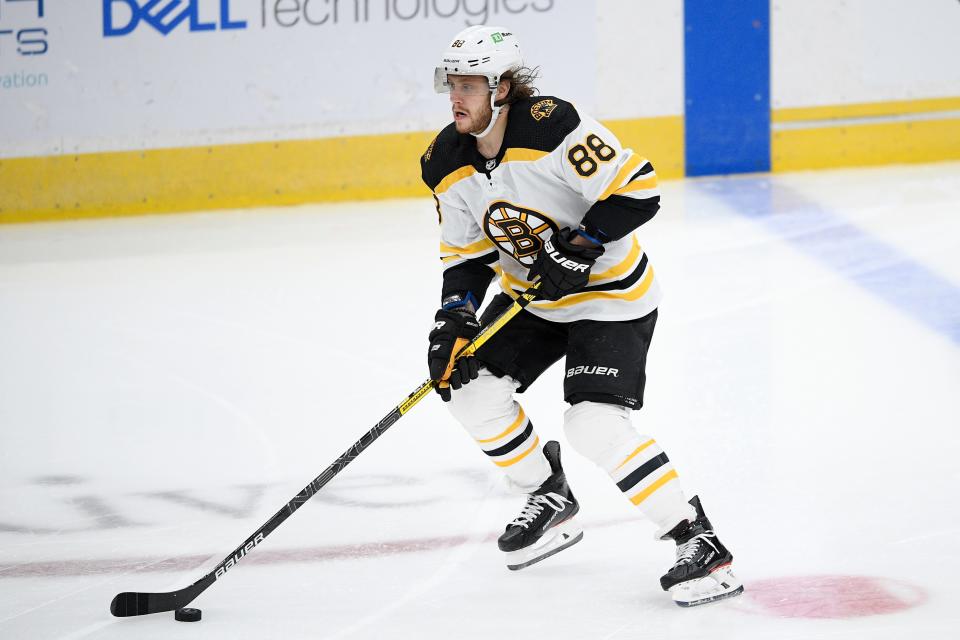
[
  {"xmin": 581, "ymin": 253, "xmax": 649, "ymax": 293},
  {"xmin": 483, "ymin": 421, "xmax": 534, "ymax": 457},
  {"xmin": 628, "ymin": 162, "xmax": 655, "ymax": 182},
  {"xmin": 582, "ymin": 193, "xmax": 660, "ymax": 242},
  {"xmin": 440, "ymin": 250, "xmax": 499, "ymax": 267},
  {"xmin": 475, "ymin": 250, "xmax": 500, "ymax": 265},
  {"xmin": 617, "ymin": 452, "xmax": 669, "ymax": 492}
]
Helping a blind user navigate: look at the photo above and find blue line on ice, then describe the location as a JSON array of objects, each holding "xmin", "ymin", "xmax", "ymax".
[{"xmin": 696, "ymin": 176, "xmax": 960, "ymax": 346}]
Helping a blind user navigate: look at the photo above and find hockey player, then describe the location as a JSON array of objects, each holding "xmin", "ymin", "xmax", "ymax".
[{"xmin": 422, "ymin": 26, "xmax": 743, "ymax": 607}]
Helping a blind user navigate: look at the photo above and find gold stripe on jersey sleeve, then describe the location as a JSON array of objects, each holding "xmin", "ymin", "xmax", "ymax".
[
  {"xmin": 440, "ymin": 237, "xmax": 496, "ymax": 256},
  {"xmin": 541, "ymin": 265, "xmax": 654, "ymax": 308},
  {"xmin": 497, "ymin": 238, "xmax": 641, "ymax": 287},
  {"xmin": 614, "ymin": 174, "xmax": 659, "ymax": 196},
  {"xmin": 502, "ymin": 148, "xmax": 550, "ymax": 163},
  {"xmin": 476, "ymin": 408, "xmax": 527, "ymax": 444},
  {"xmin": 598, "ymin": 154, "xmax": 645, "ymax": 201},
  {"xmin": 588, "ymin": 236, "xmax": 641, "ymax": 282},
  {"xmin": 434, "ymin": 166, "xmax": 477, "ymax": 195},
  {"xmin": 501, "ymin": 270, "xmax": 535, "ymax": 290},
  {"xmin": 500, "ymin": 262, "xmax": 655, "ymax": 309}
]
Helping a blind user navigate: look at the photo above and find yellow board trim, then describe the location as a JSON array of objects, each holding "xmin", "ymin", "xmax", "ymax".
[
  {"xmin": 772, "ymin": 117, "xmax": 960, "ymax": 172},
  {"xmin": 773, "ymin": 96, "xmax": 960, "ymax": 123},
  {"xmin": 604, "ymin": 115, "xmax": 685, "ymax": 180},
  {"xmin": 0, "ymin": 131, "xmax": 436, "ymax": 224},
  {"xmin": 476, "ymin": 408, "xmax": 527, "ymax": 444},
  {"xmin": 9, "ymin": 101, "xmax": 957, "ymax": 223},
  {"xmin": 629, "ymin": 469, "xmax": 678, "ymax": 506},
  {"xmin": 615, "ymin": 439, "xmax": 657, "ymax": 472},
  {"xmin": 494, "ymin": 436, "xmax": 540, "ymax": 468},
  {"xmin": 1, "ymin": 115, "xmax": 684, "ymax": 224}
]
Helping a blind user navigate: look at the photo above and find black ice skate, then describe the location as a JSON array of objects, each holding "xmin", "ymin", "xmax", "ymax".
[
  {"xmin": 659, "ymin": 495, "xmax": 743, "ymax": 607},
  {"xmin": 498, "ymin": 440, "xmax": 583, "ymax": 571}
]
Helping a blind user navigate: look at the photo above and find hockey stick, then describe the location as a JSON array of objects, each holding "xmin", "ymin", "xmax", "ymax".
[{"xmin": 110, "ymin": 285, "xmax": 539, "ymax": 617}]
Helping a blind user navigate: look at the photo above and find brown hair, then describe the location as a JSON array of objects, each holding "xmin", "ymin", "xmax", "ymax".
[{"xmin": 496, "ymin": 66, "xmax": 540, "ymax": 107}]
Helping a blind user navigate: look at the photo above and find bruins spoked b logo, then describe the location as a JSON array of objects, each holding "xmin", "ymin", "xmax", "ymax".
[
  {"xmin": 531, "ymin": 99, "xmax": 557, "ymax": 121},
  {"xmin": 484, "ymin": 202, "xmax": 559, "ymax": 267}
]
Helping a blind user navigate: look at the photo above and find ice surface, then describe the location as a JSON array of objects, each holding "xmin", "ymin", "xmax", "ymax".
[{"xmin": 1, "ymin": 163, "xmax": 958, "ymax": 639}]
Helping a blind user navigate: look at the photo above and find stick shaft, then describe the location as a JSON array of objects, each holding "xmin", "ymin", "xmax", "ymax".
[{"xmin": 110, "ymin": 286, "xmax": 537, "ymax": 617}]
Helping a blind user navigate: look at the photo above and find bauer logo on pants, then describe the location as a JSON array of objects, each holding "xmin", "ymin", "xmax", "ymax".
[
  {"xmin": 483, "ymin": 201, "xmax": 559, "ymax": 267},
  {"xmin": 566, "ymin": 365, "xmax": 620, "ymax": 378}
]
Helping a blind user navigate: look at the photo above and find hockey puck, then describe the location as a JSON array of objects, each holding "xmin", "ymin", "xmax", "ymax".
[{"xmin": 174, "ymin": 607, "xmax": 202, "ymax": 622}]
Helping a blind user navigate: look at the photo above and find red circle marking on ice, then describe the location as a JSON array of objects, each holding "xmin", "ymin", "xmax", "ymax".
[{"xmin": 736, "ymin": 575, "xmax": 926, "ymax": 619}]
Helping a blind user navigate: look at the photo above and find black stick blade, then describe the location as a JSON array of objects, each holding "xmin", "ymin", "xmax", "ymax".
[
  {"xmin": 111, "ymin": 592, "xmax": 154, "ymax": 617},
  {"xmin": 110, "ymin": 590, "xmax": 186, "ymax": 617},
  {"xmin": 111, "ymin": 579, "xmax": 205, "ymax": 617}
]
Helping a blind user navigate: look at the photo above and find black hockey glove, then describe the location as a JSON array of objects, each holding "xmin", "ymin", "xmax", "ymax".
[
  {"xmin": 527, "ymin": 228, "xmax": 605, "ymax": 301},
  {"xmin": 427, "ymin": 306, "xmax": 481, "ymax": 402}
]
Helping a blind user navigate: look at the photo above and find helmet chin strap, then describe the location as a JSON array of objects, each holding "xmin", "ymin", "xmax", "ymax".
[{"xmin": 471, "ymin": 88, "xmax": 503, "ymax": 139}]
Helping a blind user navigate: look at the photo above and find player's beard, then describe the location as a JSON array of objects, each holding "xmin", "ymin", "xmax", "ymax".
[{"xmin": 456, "ymin": 101, "xmax": 493, "ymax": 135}]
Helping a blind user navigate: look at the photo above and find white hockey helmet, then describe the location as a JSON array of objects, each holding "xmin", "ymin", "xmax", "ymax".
[{"xmin": 434, "ymin": 26, "xmax": 523, "ymax": 138}]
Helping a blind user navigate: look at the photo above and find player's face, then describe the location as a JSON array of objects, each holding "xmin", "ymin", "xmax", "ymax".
[{"xmin": 447, "ymin": 75, "xmax": 492, "ymax": 135}]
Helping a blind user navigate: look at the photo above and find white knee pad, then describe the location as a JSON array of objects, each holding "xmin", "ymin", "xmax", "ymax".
[
  {"xmin": 447, "ymin": 369, "xmax": 549, "ymax": 492},
  {"xmin": 447, "ymin": 369, "xmax": 520, "ymax": 433},
  {"xmin": 563, "ymin": 401, "xmax": 644, "ymax": 470}
]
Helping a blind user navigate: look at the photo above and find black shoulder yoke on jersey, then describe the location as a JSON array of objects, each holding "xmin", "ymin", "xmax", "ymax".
[
  {"xmin": 504, "ymin": 95, "xmax": 580, "ymax": 154},
  {"xmin": 420, "ymin": 95, "xmax": 581, "ymax": 191},
  {"xmin": 421, "ymin": 122, "xmax": 470, "ymax": 192}
]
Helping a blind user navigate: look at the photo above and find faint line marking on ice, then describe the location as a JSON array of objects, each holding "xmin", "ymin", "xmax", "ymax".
[
  {"xmin": 695, "ymin": 176, "xmax": 960, "ymax": 346},
  {"xmin": 109, "ymin": 346, "xmax": 281, "ymax": 475},
  {"xmin": 0, "ymin": 576, "xmax": 118, "ymax": 626},
  {"xmin": 0, "ymin": 517, "xmax": 633, "ymax": 580},
  {"xmin": 0, "ymin": 535, "xmax": 477, "ymax": 579},
  {"xmin": 322, "ymin": 476, "xmax": 502, "ymax": 640},
  {"xmin": 53, "ymin": 619, "xmax": 118, "ymax": 640},
  {"xmin": 731, "ymin": 575, "xmax": 927, "ymax": 619},
  {"xmin": 892, "ymin": 528, "xmax": 960, "ymax": 545}
]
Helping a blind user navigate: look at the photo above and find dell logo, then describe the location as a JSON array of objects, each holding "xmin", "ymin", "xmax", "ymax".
[{"xmin": 103, "ymin": 0, "xmax": 247, "ymax": 37}]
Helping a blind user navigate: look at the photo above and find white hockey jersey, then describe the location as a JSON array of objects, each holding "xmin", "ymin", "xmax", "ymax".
[{"xmin": 421, "ymin": 96, "xmax": 662, "ymax": 323}]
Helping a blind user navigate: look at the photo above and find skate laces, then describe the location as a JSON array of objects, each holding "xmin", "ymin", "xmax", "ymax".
[
  {"xmin": 509, "ymin": 492, "xmax": 570, "ymax": 529},
  {"xmin": 674, "ymin": 531, "xmax": 718, "ymax": 566}
]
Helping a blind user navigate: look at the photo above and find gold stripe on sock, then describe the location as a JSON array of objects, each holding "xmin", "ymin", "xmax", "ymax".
[
  {"xmin": 615, "ymin": 439, "xmax": 656, "ymax": 471},
  {"xmin": 494, "ymin": 436, "xmax": 540, "ymax": 467},
  {"xmin": 476, "ymin": 407, "xmax": 527, "ymax": 444},
  {"xmin": 629, "ymin": 469, "xmax": 678, "ymax": 505}
]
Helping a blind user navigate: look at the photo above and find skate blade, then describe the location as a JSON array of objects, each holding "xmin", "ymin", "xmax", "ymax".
[
  {"xmin": 671, "ymin": 565, "xmax": 744, "ymax": 607},
  {"xmin": 505, "ymin": 519, "xmax": 583, "ymax": 571}
]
